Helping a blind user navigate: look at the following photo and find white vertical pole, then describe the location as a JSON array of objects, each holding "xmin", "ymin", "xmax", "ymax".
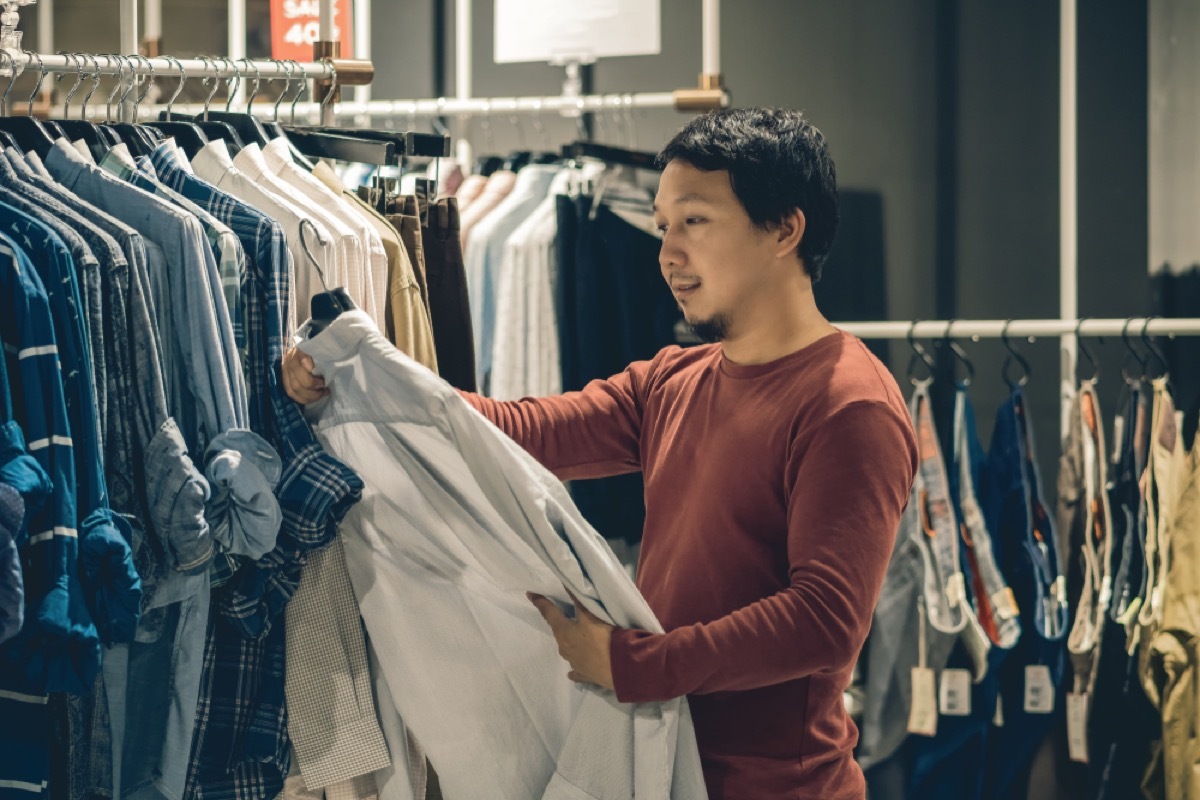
[
  {"xmin": 455, "ymin": 0, "xmax": 472, "ymax": 166},
  {"xmin": 228, "ymin": 0, "xmax": 246, "ymax": 106},
  {"xmin": 145, "ymin": 0, "xmax": 162, "ymax": 42},
  {"xmin": 1060, "ymin": 0, "xmax": 1078, "ymax": 435},
  {"xmin": 37, "ymin": 0, "xmax": 52, "ymax": 56},
  {"xmin": 120, "ymin": 0, "xmax": 137, "ymax": 120},
  {"xmin": 354, "ymin": 0, "xmax": 370, "ymax": 104},
  {"xmin": 702, "ymin": 0, "xmax": 720, "ymax": 76},
  {"xmin": 320, "ymin": 0, "xmax": 335, "ymax": 126}
]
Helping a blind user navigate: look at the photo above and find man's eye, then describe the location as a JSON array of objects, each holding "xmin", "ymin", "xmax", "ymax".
[
  {"xmin": 655, "ymin": 224, "xmax": 668, "ymax": 233},
  {"xmin": 685, "ymin": 217, "xmax": 705, "ymax": 225}
]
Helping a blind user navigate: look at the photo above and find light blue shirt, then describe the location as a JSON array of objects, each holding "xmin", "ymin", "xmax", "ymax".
[{"xmin": 464, "ymin": 165, "xmax": 560, "ymax": 394}]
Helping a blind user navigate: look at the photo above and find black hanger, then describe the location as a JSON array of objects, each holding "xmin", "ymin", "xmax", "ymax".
[
  {"xmin": 503, "ymin": 150, "xmax": 532, "ymax": 172},
  {"xmin": 561, "ymin": 140, "xmax": 660, "ymax": 171},
  {"xmin": 45, "ymin": 52, "xmax": 107, "ymax": 156},
  {"xmin": 142, "ymin": 56, "xmax": 209, "ymax": 157},
  {"xmin": 474, "ymin": 155, "xmax": 504, "ymax": 177},
  {"xmin": 260, "ymin": 58, "xmax": 300, "ymax": 141},
  {"xmin": 169, "ymin": 56, "xmax": 244, "ymax": 155},
  {"xmin": 906, "ymin": 321, "xmax": 935, "ymax": 385},
  {"xmin": 1000, "ymin": 319, "xmax": 1032, "ymax": 388},
  {"xmin": 1120, "ymin": 317, "xmax": 1147, "ymax": 386},
  {"xmin": 937, "ymin": 320, "xmax": 975, "ymax": 386},
  {"xmin": 0, "ymin": 51, "xmax": 58, "ymax": 158},
  {"xmin": 1140, "ymin": 316, "xmax": 1170, "ymax": 381},
  {"xmin": 299, "ymin": 219, "xmax": 356, "ymax": 338},
  {"xmin": 197, "ymin": 57, "xmax": 272, "ymax": 149},
  {"xmin": 1074, "ymin": 318, "xmax": 1101, "ymax": 383},
  {"xmin": 103, "ymin": 55, "xmax": 159, "ymax": 159}
]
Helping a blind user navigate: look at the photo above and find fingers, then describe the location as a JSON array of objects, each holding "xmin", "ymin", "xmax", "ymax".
[
  {"xmin": 527, "ymin": 593, "xmax": 567, "ymax": 633},
  {"xmin": 567, "ymin": 670, "xmax": 591, "ymax": 685},
  {"xmin": 282, "ymin": 348, "xmax": 328, "ymax": 405},
  {"xmin": 566, "ymin": 590, "xmax": 600, "ymax": 624}
]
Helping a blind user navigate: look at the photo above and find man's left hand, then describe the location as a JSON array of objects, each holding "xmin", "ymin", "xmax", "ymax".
[{"xmin": 528, "ymin": 591, "xmax": 616, "ymax": 691}]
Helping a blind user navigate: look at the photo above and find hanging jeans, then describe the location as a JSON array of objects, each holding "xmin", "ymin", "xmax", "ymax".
[
  {"xmin": 860, "ymin": 382, "xmax": 981, "ymax": 797},
  {"xmin": 911, "ymin": 385, "xmax": 1022, "ymax": 800},
  {"xmin": 983, "ymin": 386, "xmax": 1069, "ymax": 800},
  {"xmin": 1088, "ymin": 384, "xmax": 1160, "ymax": 800}
]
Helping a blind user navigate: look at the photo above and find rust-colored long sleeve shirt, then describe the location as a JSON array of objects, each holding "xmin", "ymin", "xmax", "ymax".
[{"xmin": 461, "ymin": 332, "xmax": 917, "ymax": 800}]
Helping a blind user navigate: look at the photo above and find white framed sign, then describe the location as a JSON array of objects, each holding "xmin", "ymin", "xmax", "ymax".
[{"xmin": 494, "ymin": 0, "xmax": 661, "ymax": 64}]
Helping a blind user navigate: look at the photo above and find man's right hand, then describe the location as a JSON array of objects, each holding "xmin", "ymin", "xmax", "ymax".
[{"xmin": 281, "ymin": 348, "xmax": 329, "ymax": 404}]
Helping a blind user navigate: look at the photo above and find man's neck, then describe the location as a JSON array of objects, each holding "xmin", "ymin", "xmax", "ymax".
[{"xmin": 719, "ymin": 293, "xmax": 837, "ymax": 366}]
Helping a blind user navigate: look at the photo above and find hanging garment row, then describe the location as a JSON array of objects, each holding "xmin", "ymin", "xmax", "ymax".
[
  {"xmin": 0, "ymin": 91, "xmax": 475, "ymax": 800},
  {"xmin": 855, "ymin": 335, "xmax": 1200, "ymax": 800},
  {"xmin": 338, "ymin": 140, "xmax": 680, "ymax": 550}
]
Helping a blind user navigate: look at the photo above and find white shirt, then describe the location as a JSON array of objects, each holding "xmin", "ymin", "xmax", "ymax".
[
  {"xmin": 261, "ymin": 137, "xmax": 389, "ymax": 332},
  {"xmin": 297, "ymin": 310, "xmax": 707, "ymax": 800},
  {"xmin": 192, "ymin": 139, "xmax": 326, "ymax": 334}
]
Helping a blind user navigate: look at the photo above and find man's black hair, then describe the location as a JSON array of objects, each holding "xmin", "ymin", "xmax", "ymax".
[{"xmin": 656, "ymin": 107, "xmax": 839, "ymax": 282}]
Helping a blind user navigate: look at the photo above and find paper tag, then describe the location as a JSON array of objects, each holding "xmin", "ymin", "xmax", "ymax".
[
  {"xmin": 946, "ymin": 573, "xmax": 967, "ymax": 607},
  {"xmin": 939, "ymin": 669, "xmax": 972, "ymax": 716},
  {"xmin": 1067, "ymin": 692, "xmax": 1089, "ymax": 763},
  {"xmin": 1024, "ymin": 665, "xmax": 1055, "ymax": 714},
  {"xmin": 994, "ymin": 693, "xmax": 1005, "ymax": 727},
  {"xmin": 908, "ymin": 667, "xmax": 938, "ymax": 736},
  {"xmin": 992, "ymin": 587, "xmax": 1020, "ymax": 620}
]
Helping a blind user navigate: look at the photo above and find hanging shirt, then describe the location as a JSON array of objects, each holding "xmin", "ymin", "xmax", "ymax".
[
  {"xmin": 490, "ymin": 167, "xmax": 578, "ymax": 400},
  {"xmin": 453, "ymin": 173, "xmax": 487, "ymax": 211},
  {"xmin": 463, "ymin": 333, "xmax": 917, "ymax": 800},
  {"xmin": 232, "ymin": 143, "xmax": 371, "ymax": 326},
  {"xmin": 310, "ymin": 161, "xmax": 438, "ymax": 368},
  {"xmin": 261, "ymin": 137, "xmax": 388, "ymax": 331},
  {"xmin": 149, "ymin": 143, "xmax": 366, "ymax": 800},
  {"xmin": 463, "ymin": 164, "xmax": 558, "ymax": 395},
  {"xmin": 297, "ymin": 309, "xmax": 708, "ymax": 800},
  {"xmin": 459, "ymin": 169, "xmax": 516, "ymax": 252}
]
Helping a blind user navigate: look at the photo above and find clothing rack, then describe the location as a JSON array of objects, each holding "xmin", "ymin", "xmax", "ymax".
[
  {"xmin": 835, "ymin": 317, "xmax": 1200, "ymax": 340},
  {"xmin": 5, "ymin": 52, "xmax": 366, "ymax": 82}
]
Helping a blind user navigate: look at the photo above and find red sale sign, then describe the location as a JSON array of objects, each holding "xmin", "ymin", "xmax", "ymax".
[{"xmin": 270, "ymin": 0, "xmax": 354, "ymax": 61}]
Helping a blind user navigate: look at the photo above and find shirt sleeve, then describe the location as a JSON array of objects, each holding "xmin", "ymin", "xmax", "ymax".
[
  {"xmin": 609, "ymin": 400, "xmax": 917, "ymax": 702},
  {"xmin": 457, "ymin": 360, "xmax": 653, "ymax": 481}
]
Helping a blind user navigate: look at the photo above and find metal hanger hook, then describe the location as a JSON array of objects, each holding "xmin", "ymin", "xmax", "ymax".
[
  {"xmin": 239, "ymin": 57, "xmax": 262, "ymax": 114},
  {"xmin": 1120, "ymin": 317, "xmax": 1147, "ymax": 384},
  {"xmin": 938, "ymin": 319, "xmax": 975, "ymax": 386},
  {"xmin": 222, "ymin": 56, "xmax": 241, "ymax": 112},
  {"xmin": 131, "ymin": 54, "xmax": 155, "ymax": 122},
  {"xmin": 25, "ymin": 50, "xmax": 50, "ymax": 118},
  {"xmin": 1001, "ymin": 319, "xmax": 1032, "ymax": 388},
  {"xmin": 54, "ymin": 52, "xmax": 84, "ymax": 118},
  {"xmin": 290, "ymin": 59, "xmax": 308, "ymax": 124},
  {"xmin": 319, "ymin": 59, "xmax": 338, "ymax": 113},
  {"xmin": 0, "ymin": 49, "xmax": 19, "ymax": 116},
  {"xmin": 80, "ymin": 53, "xmax": 103, "ymax": 120},
  {"xmin": 162, "ymin": 55, "xmax": 186, "ymax": 121},
  {"xmin": 298, "ymin": 218, "xmax": 330, "ymax": 292},
  {"xmin": 1073, "ymin": 318, "xmax": 1101, "ymax": 383},
  {"xmin": 271, "ymin": 59, "xmax": 291, "ymax": 121},
  {"xmin": 115, "ymin": 55, "xmax": 139, "ymax": 111},
  {"xmin": 199, "ymin": 56, "xmax": 220, "ymax": 121}
]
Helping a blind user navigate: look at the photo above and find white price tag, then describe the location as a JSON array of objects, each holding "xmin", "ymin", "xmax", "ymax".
[
  {"xmin": 939, "ymin": 669, "xmax": 972, "ymax": 716},
  {"xmin": 993, "ymin": 693, "xmax": 1004, "ymax": 727},
  {"xmin": 908, "ymin": 667, "xmax": 938, "ymax": 736},
  {"xmin": 1067, "ymin": 692, "xmax": 1089, "ymax": 763},
  {"xmin": 1024, "ymin": 665, "xmax": 1055, "ymax": 714}
]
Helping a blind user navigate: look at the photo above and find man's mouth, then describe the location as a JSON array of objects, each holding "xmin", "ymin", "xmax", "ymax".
[{"xmin": 672, "ymin": 280, "xmax": 701, "ymax": 296}]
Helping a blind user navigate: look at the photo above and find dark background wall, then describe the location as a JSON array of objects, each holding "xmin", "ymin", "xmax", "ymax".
[{"xmin": 12, "ymin": 0, "xmax": 1155, "ymax": 500}]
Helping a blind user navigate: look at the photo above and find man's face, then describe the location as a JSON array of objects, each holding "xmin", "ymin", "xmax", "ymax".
[{"xmin": 653, "ymin": 160, "xmax": 793, "ymax": 343}]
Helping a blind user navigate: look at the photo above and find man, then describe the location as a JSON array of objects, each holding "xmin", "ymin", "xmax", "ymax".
[{"xmin": 283, "ymin": 107, "xmax": 918, "ymax": 800}]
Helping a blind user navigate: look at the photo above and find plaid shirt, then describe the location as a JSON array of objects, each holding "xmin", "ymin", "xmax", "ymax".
[{"xmin": 152, "ymin": 144, "xmax": 363, "ymax": 800}]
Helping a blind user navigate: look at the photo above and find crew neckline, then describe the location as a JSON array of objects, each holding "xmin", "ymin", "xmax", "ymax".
[{"xmin": 718, "ymin": 329, "xmax": 847, "ymax": 379}]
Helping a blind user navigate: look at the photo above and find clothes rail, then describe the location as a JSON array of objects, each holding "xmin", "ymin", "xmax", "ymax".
[
  {"xmin": 836, "ymin": 317, "xmax": 1200, "ymax": 339},
  {"xmin": 151, "ymin": 90, "xmax": 730, "ymax": 122},
  {"xmin": 6, "ymin": 52, "xmax": 371, "ymax": 82}
]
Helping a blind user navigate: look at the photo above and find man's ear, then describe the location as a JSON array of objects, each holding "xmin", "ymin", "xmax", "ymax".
[{"xmin": 775, "ymin": 209, "xmax": 806, "ymax": 261}]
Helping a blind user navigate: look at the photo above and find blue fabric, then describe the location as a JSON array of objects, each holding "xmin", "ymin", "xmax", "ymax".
[
  {"xmin": 45, "ymin": 141, "xmax": 237, "ymax": 456},
  {"xmin": 0, "ymin": 200, "xmax": 141, "ymax": 647},
  {"xmin": 0, "ymin": 483, "xmax": 23, "ymax": 646},
  {"xmin": 982, "ymin": 387, "xmax": 1068, "ymax": 799},
  {"xmin": 152, "ymin": 144, "xmax": 363, "ymax": 800}
]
